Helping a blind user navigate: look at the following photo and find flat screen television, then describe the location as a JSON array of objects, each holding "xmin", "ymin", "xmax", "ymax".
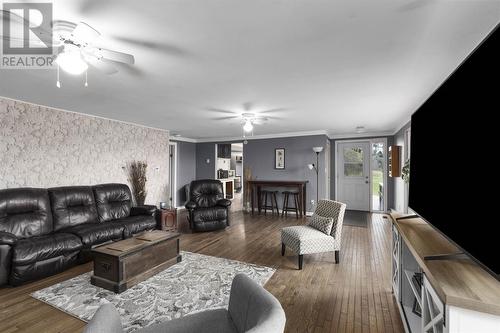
[{"xmin": 409, "ymin": 24, "xmax": 499, "ymax": 281}]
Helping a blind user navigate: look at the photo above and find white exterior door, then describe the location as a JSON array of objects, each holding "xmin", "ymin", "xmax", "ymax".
[{"xmin": 337, "ymin": 141, "xmax": 370, "ymax": 211}]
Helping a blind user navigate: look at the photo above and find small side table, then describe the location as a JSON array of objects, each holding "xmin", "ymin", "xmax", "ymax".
[{"xmin": 159, "ymin": 208, "xmax": 177, "ymax": 231}]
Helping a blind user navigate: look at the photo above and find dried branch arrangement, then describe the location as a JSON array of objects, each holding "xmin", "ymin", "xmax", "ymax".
[{"xmin": 127, "ymin": 160, "xmax": 148, "ymax": 205}]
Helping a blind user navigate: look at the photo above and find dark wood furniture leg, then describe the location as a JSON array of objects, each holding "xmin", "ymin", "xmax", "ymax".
[
  {"xmin": 281, "ymin": 243, "xmax": 285, "ymax": 256},
  {"xmin": 257, "ymin": 185, "xmax": 262, "ymax": 214},
  {"xmin": 294, "ymin": 193, "xmax": 299, "ymax": 219},
  {"xmin": 302, "ymin": 184, "xmax": 307, "ymax": 216},
  {"xmin": 335, "ymin": 250, "xmax": 340, "ymax": 264},
  {"xmin": 263, "ymin": 191, "xmax": 268, "ymax": 215},
  {"xmin": 273, "ymin": 192, "xmax": 279, "ymax": 215},
  {"xmin": 298, "ymin": 254, "xmax": 303, "ymax": 270}
]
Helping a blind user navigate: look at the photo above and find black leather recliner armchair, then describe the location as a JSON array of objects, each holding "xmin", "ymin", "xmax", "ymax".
[{"xmin": 185, "ymin": 179, "xmax": 231, "ymax": 232}]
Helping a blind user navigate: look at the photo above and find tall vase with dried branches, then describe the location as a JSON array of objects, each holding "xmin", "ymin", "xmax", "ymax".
[{"xmin": 127, "ymin": 161, "xmax": 148, "ymax": 206}]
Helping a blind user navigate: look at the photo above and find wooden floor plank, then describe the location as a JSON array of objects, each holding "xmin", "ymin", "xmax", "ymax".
[{"xmin": 0, "ymin": 210, "xmax": 404, "ymax": 333}]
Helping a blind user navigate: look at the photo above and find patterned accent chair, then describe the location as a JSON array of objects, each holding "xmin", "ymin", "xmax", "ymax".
[{"xmin": 280, "ymin": 199, "xmax": 346, "ymax": 270}]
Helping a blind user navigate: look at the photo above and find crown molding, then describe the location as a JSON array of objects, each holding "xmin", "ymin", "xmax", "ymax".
[
  {"xmin": 173, "ymin": 128, "xmax": 406, "ymax": 143},
  {"xmin": 169, "ymin": 136, "xmax": 198, "ymax": 143},
  {"xmin": 329, "ymin": 131, "xmax": 395, "ymax": 139},
  {"xmin": 187, "ymin": 130, "xmax": 330, "ymax": 143},
  {"xmin": 391, "ymin": 116, "xmax": 412, "ymax": 136}
]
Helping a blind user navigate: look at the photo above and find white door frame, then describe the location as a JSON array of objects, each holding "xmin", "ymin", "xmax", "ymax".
[
  {"xmin": 334, "ymin": 138, "xmax": 388, "ymax": 212},
  {"xmin": 168, "ymin": 141, "xmax": 178, "ymax": 208}
]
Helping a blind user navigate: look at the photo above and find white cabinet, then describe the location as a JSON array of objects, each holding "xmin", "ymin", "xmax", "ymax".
[
  {"xmin": 391, "ymin": 222, "xmax": 500, "ymax": 333},
  {"xmin": 392, "ymin": 224, "xmax": 401, "ymax": 301}
]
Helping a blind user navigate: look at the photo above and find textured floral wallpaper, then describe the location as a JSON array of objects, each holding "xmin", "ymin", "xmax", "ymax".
[{"xmin": 0, "ymin": 97, "xmax": 169, "ymax": 205}]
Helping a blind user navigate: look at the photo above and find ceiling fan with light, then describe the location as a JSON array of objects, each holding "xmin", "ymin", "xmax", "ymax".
[
  {"xmin": 208, "ymin": 103, "xmax": 285, "ymax": 139},
  {"xmin": 1, "ymin": 10, "xmax": 135, "ymax": 87}
]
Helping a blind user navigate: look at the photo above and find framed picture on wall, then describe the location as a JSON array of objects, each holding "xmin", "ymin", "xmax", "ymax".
[{"xmin": 275, "ymin": 148, "xmax": 285, "ymax": 169}]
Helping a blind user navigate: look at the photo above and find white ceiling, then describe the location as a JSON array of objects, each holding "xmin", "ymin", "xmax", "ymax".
[{"xmin": 1, "ymin": 0, "xmax": 499, "ymax": 139}]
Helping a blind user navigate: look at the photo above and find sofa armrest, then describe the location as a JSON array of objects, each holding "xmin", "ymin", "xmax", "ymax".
[
  {"xmin": 0, "ymin": 231, "xmax": 17, "ymax": 246},
  {"xmin": 130, "ymin": 205, "xmax": 157, "ymax": 216},
  {"xmin": 216, "ymin": 199, "xmax": 232, "ymax": 208},
  {"xmin": 185, "ymin": 201, "xmax": 197, "ymax": 210}
]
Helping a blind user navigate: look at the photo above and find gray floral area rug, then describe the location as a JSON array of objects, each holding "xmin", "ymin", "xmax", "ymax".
[{"xmin": 32, "ymin": 251, "xmax": 275, "ymax": 332}]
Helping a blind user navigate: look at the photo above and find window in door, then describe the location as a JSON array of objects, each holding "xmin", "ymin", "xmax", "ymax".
[
  {"xmin": 371, "ymin": 142, "xmax": 385, "ymax": 211},
  {"xmin": 343, "ymin": 147, "xmax": 364, "ymax": 177}
]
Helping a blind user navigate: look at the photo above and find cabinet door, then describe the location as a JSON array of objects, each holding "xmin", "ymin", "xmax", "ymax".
[
  {"xmin": 392, "ymin": 224, "xmax": 401, "ymax": 301},
  {"xmin": 224, "ymin": 144, "xmax": 231, "ymax": 158},
  {"xmin": 422, "ymin": 275, "xmax": 445, "ymax": 333}
]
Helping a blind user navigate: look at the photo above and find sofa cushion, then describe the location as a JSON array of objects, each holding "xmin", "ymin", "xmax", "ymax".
[
  {"xmin": 192, "ymin": 206, "xmax": 227, "ymax": 223},
  {"xmin": 49, "ymin": 186, "xmax": 99, "ymax": 231},
  {"xmin": 0, "ymin": 188, "xmax": 53, "ymax": 238},
  {"xmin": 12, "ymin": 233, "xmax": 82, "ymax": 265},
  {"xmin": 61, "ymin": 223, "xmax": 124, "ymax": 247},
  {"xmin": 112, "ymin": 215, "xmax": 157, "ymax": 237},
  {"xmin": 93, "ymin": 184, "xmax": 132, "ymax": 222}
]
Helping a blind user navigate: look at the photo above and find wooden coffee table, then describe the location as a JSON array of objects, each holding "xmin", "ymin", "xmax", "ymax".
[{"xmin": 91, "ymin": 230, "xmax": 181, "ymax": 293}]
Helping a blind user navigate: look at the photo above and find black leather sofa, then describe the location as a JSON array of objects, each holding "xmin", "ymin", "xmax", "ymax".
[
  {"xmin": 185, "ymin": 179, "xmax": 231, "ymax": 232},
  {"xmin": 0, "ymin": 183, "xmax": 157, "ymax": 286}
]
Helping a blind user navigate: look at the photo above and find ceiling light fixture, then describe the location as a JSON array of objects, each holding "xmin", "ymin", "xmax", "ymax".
[
  {"xmin": 355, "ymin": 126, "xmax": 366, "ymax": 134},
  {"xmin": 56, "ymin": 44, "xmax": 88, "ymax": 75},
  {"xmin": 243, "ymin": 120, "xmax": 253, "ymax": 132}
]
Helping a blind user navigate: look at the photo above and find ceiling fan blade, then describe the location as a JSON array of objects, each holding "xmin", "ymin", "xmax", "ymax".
[
  {"xmin": 1, "ymin": 9, "xmax": 26, "ymax": 26},
  {"xmin": 1, "ymin": 9, "xmax": 53, "ymax": 45},
  {"xmin": 112, "ymin": 36, "xmax": 190, "ymax": 57},
  {"xmin": 258, "ymin": 108, "xmax": 287, "ymax": 114},
  {"xmin": 112, "ymin": 61, "xmax": 144, "ymax": 77},
  {"xmin": 206, "ymin": 107, "xmax": 237, "ymax": 115},
  {"xmin": 1, "ymin": 35, "xmax": 47, "ymax": 47},
  {"xmin": 87, "ymin": 58, "xmax": 118, "ymax": 75},
  {"xmin": 212, "ymin": 116, "xmax": 239, "ymax": 121},
  {"xmin": 71, "ymin": 22, "xmax": 100, "ymax": 43},
  {"xmin": 100, "ymin": 48, "xmax": 134, "ymax": 64}
]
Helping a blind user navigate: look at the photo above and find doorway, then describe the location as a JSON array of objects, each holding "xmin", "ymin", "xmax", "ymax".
[
  {"xmin": 214, "ymin": 142, "xmax": 244, "ymax": 211},
  {"xmin": 335, "ymin": 139, "xmax": 387, "ymax": 212},
  {"xmin": 168, "ymin": 142, "xmax": 177, "ymax": 209}
]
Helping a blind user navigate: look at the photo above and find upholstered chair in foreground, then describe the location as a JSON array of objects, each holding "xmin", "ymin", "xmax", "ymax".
[
  {"xmin": 281, "ymin": 199, "xmax": 346, "ymax": 269},
  {"xmin": 84, "ymin": 273, "xmax": 286, "ymax": 333}
]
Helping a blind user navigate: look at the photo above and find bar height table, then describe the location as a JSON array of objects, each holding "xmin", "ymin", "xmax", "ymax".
[{"xmin": 248, "ymin": 180, "xmax": 308, "ymax": 217}]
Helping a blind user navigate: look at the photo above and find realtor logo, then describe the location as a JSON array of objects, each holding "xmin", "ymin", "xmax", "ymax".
[{"xmin": 1, "ymin": 2, "xmax": 54, "ymax": 68}]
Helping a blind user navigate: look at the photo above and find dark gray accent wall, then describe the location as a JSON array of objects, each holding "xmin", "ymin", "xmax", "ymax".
[
  {"xmin": 244, "ymin": 135, "xmax": 329, "ymax": 212},
  {"xmin": 173, "ymin": 141, "xmax": 196, "ymax": 207},
  {"xmin": 392, "ymin": 121, "xmax": 411, "ymax": 212},
  {"xmin": 195, "ymin": 142, "xmax": 216, "ymax": 180}
]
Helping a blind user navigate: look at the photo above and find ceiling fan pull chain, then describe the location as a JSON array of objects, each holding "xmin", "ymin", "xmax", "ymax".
[
  {"xmin": 56, "ymin": 64, "xmax": 61, "ymax": 88},
  {"xmin": 85, "ymin": 70, "xmax": 88, "ymax": 87}
]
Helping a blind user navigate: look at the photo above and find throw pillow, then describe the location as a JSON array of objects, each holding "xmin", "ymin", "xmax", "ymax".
[{"xmin": 308, "ymin": 214, "xmax": 334, "ymax": 235}]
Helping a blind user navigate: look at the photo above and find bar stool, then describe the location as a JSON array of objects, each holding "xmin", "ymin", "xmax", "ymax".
[
  {"xmin": 282, "ymin": 191, "xmax": 301, "ymax": 218},
  {"xmin": 260, "ymin": 190, "xmax": 279, "ymax": 215}
]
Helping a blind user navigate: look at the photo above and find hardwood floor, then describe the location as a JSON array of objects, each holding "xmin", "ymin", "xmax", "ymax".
[{"xmin": 0, "ymin": 210, "xmax": 404, "ymax": 333}]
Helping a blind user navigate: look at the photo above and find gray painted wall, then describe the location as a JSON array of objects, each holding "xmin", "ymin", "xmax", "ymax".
[
  {"xmin": 244, "ymin": 135, "xmax": 329, "ymax": 211},
  {"xmin": 392, "ymin": 121, "xmax": 411, "ymax": 212},
  {"xmin": 173, "ymin": 141, "xmax": 196, "ymax": 207},
  {"xmin": 196, "ymin": 142, "xmax": 216, "ymax": 180}
]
